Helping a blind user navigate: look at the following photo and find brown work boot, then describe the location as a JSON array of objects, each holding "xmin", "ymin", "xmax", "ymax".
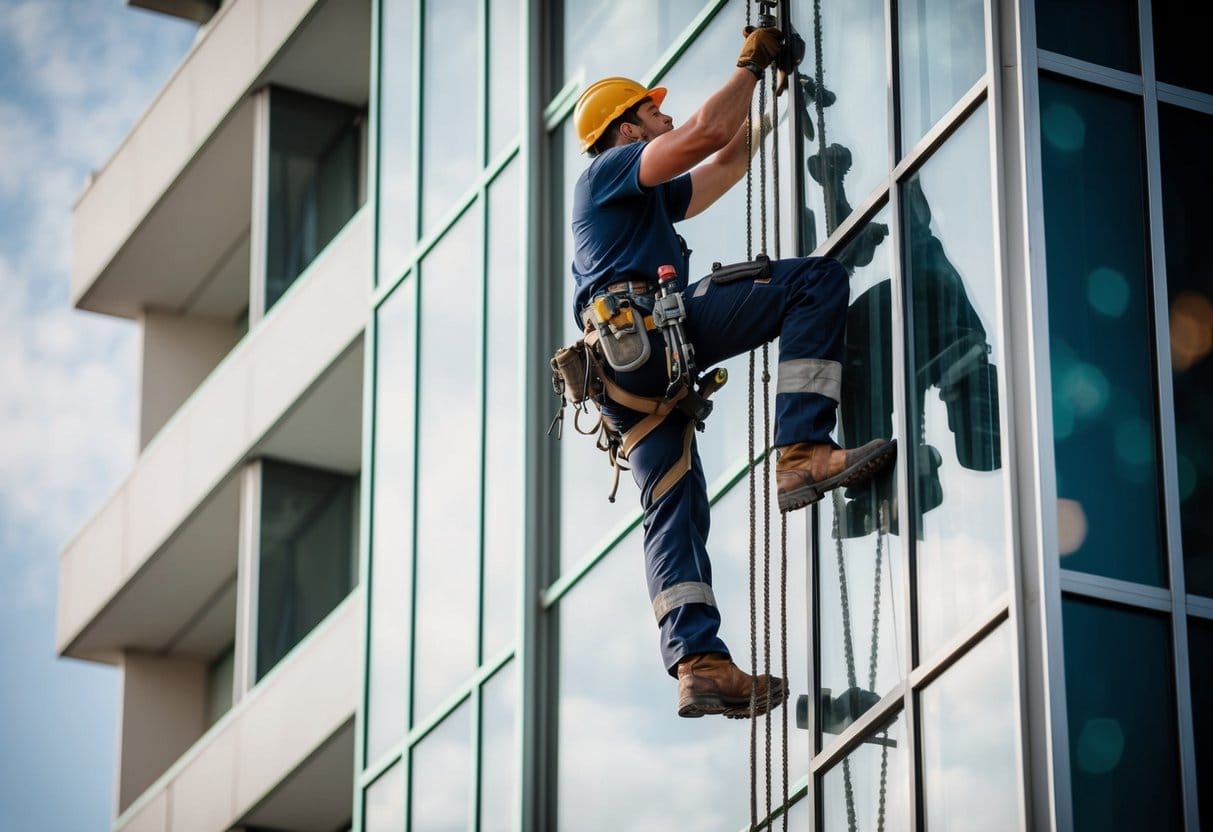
[
  {"xmin": 676, "ymin": 653, "xmax": 788, "ymax": 719},
  {"xmin": 776, "ymin": 438, "xmax": 897, "ymax": 513}
]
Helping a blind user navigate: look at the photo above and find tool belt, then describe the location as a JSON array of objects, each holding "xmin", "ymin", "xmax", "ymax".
[{"xmin": 549, "ymin": 281, "xmax": 727, "ymax": 503}]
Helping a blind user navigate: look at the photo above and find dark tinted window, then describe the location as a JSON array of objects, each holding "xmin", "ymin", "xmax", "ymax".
[
  {"xmin": 1035, "ymin": 0, "xmax": 1139, "ymax": 74},
  {"xmin": 1062, "ymin": 597, "xmax": 1181, "ymax": 831},
  {"xmin": 1158, "ymin": 103, "xmax": 1213, "ymax": 597},
  {"xmin": 1039, "ymin": 75, "xmax": 1165, "ymax": 586},
  {"xmin": 1189, "ymin": 617, "xmax": 1213, "ymax": 828},
  {"xmin": 1152, "ymin": 0, "xmax": 1213, "ymax": 95}
]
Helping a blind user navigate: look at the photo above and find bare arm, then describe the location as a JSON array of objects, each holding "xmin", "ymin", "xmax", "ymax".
[
  {"xmin": 683, "ymin": 110, "xmax": 776, "ymax": 219},
  {"xmin": 636, "ymin": 67, "xmax": 758, "ymax": 188}
]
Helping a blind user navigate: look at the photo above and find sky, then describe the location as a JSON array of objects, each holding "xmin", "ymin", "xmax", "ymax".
[{"xmin": 0, "ymin": 2, "xmax": 197, "ymax": 828}]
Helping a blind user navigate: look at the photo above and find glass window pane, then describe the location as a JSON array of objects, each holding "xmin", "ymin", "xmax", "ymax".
[
  {"xmin": 819, "ymin": 208, "xmax": 906, "ymax": 745},
  {"xmin": 1062, "ymin": 597, "xmax": 1181, "ymax": 830},
  {"xmin": 414, "ymin": 206, "xmax": 483, "ymax": 721},
  {"xmin": 820, "ymin": 711, "xmax": 908, "ymax": 832},
  {"xmin": 558, "ymin": 480, "xmax": 808, "ymax": 829},
  {"xmin": 1035, "ymin": 0, "xmax": 1139, "ymax": 74},
  {"xmin": 364, "ymin": 761, "xmax": 404, "ymax": 832},
  {"xmin": 1158, "ymin": 103, "xmax": 1213, "ymax": 598},
  {"xmin": 1040, "ymin": 76, "xmax": 1166, "ymax": 586},
  {"xmin": 1189, "ymin": 617, "xmax": 1213, "ymax": 828},
  {"xmin": 378, "ymin": 0, "xmax": 416, "ymax": 283},
  {"xmin": 561, "ymin": 0, "xmax": 702, "ymax": 93},
  {"xmin": 1152, "ymin": 0, "xmax": 1213, "ymax": 96},
  {"xmin": 368, "ymin": 282, "xmax": 417, "ymax": 763},
  {"xmin": 257, "ymin": 459, "xmax": 358, "ymax": 680},
  {"xmin": 903, "ymin": 105, "xmax": 1008, "ymax": 658},
  {"xmin": 421, "ymin": 0, "xmax": 479, "ymax": 233},
  {"xmin": 919, "ymin": 624, "xmax": 1019, "ymax": 832},
  {"xmin": 479, "ymin": 662, "xmax": 518, "ymax": 832},
  {"xmin": 484, "ymin": 163, "xmax": 523, "ymax": 658},
  {"xmin": 488, "ymin": 0, "xmax": 522, "ymax": 157},
  {"xmin": 793, "ymin": 0, "xmax": 889, "ymax": 250},
  {"xmin": 266, "ymin": 88, "xmax": 364, "ymax": 311},
  {"xmin": 897, "ymin": 0, "xmax": 985, "ymax": 152},
  {"xmin": 409, "ymin": 700, "xmax": 472, "ymax": 832}
]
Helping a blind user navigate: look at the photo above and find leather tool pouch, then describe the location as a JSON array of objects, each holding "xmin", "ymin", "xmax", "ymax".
[
  {"xmin": 551, "ymin": 341, "xmax": 602, "ymax": 406},
  {"xmin": 709, "ymin": 254, "xmax": 771, "ymax": 285},
  {"xmin": 582, "ymin": 294, "xmax": 652, "ymax": 372}
]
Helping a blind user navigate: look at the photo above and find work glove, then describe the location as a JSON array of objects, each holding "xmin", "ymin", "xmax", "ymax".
[{"xmin": 737, "ymin": 26, "xmax": 783, "ymax": 75}]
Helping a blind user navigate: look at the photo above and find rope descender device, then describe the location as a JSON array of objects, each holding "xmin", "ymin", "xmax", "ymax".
[{"xmin": 653, "ymin": 264, "xmax": 724, "ymax": 429}]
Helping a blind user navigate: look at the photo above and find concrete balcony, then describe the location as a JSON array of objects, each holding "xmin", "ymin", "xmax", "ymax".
[
  {"xmin": 72, "ymin": 0, "xmax": 370, "ymax": 321},
  {"xmin": 115, "ymin": 592, "xmax": 360, "ymax": 832},
  {"xmin": 57, "ymin": 208, "xmax": 369, "ymax": 663}
]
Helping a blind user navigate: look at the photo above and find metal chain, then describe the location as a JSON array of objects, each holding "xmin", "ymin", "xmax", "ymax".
[{"xmin": 868, "ymin": 528, "xmax": 883, "ymax": 692}]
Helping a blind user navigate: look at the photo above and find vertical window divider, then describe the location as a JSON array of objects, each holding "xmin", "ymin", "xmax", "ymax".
[
  {"xmin": 984, "ymin": 0, "xmax": 1031, "ymax": 828},
  {"xmin": 1138, "ymin": 2, "xmax": 1200, "ymax": 828},
  {"xmin": 885, "ymin": 0, "xmax": 921, "ymax": 830},
  {"xmin": 234, "ymin": 459, "xmax": 263, "ymax": 703},
  {"xmin": 248, "ymin": 87, "xmax": 271, "ymax": 328}
]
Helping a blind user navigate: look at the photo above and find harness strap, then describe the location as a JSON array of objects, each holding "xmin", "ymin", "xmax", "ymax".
[{"xmin": 650, "ymin": 419, "xmax": 696, "ymax": 503}]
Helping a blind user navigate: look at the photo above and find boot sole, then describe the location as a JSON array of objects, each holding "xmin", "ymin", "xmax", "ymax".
[
  {"xmin": 778, "ymin": 439, "xmax": 898, "ymax": 513},
  {"xmin": 678, "ymin": 682, "xmax": 788, "ymax": 719}
]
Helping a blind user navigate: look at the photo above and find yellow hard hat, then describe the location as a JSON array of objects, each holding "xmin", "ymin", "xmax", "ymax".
[{"xmin": 573, "ymin": 77, "xmax": 668, "ymax": 153}]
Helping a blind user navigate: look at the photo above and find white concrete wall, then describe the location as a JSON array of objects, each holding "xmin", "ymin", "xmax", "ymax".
[
  {"xmin": 115, "ymin": 593, "xmax": 361, "ymax": 832},
  {"xmin": 58, "ymin": 209, "xmax": 369, "ymax": 659},
  {"xmin": 138, "ymin": 310, "xmax": 238, "ymax": 449},
  {"xmin": 72, "ymin": 0, "xmax": 319, "ymax": 305},
  {"xmin": 118, "ymin": 653, "xmax": 209, "ymax": 812}
]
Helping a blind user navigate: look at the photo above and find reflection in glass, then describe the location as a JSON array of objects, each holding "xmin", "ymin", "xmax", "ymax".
[
  {"xmin": 903, "ymin": 105, "xmax": 1008, "ymax": 658},
  {"xmin": 368, "ymin": 283, "xmax": 416, "ymax": 763},
  {"xmin": 920, "ymin": 625, "xmax": 1018, "ymax": 832},
  {"xmin": 266, "ymin": 87, "xmax": 363, "ymax": 311},
  {"xmin": 257, "ymin": 459, "xmax": 358, "ymax": 681},
  {"xmin": 1153, "ymin": 0, "xmax": 1213, "ymax": 96},
  {"xmin": 792, "ymin": 0, "xmax": 888, "ymax": 251},
  {"xmin": 410, "ymin": 699, "xmax": 472, "ymax": 832},
  {"xmin": 1158, "ymin": 103, "xmax": 1213, "ymax": 597},
  {"xmin": 1035, "ymin": 0, "xmax": 1139, "ymax": 74},
  {"xmin": 1062, "ymin": 598, "xmax": 1181, "ymax": 830},
  {"xmin": 364, "ymin": 761, "xmax": 404, "ymax": 832},
  {"xmin": 488, "ymin": 0, "xmax": 521, "ymax": 157},
  {"xmin": 484, "ymin": 163, "xmax": 523, "ymax": 658},
  {"xmin": 1040, "ymin": 76, "xmax": 1165, "ymax": 586},
  {"xmin": 480, "ymin": 662, "xmax": 519, "ymax": 832},
  {"xmin": 421, "ymin": 0, "xmax": 479, "ymax": 233},
  {"xmin": 897, "ymin": 0, "xmax": 984, "ymax": 152},
  {"xmin": 414, "ymin": 206, "xmax": 483, "ymax": 722},
  {"xmin": 378, "ymin": 0, "xmax": 416, "ymax": 283},
  {"xmin": 561, "ymin": 0, "xmax": 701, "ymax": 93},
  {"xmin": 558, "ymin": 481, "xmax": 807, "ymax": 830},
  {"xmin": 819, "ymin": 208, "xmax": 905, "ymax": 738},
  {"xmin": 820, "ymin": 711, "xmax": 908, "ymax": 832},
  {"xmin": 1188, "ymin": 617, "xmax": 1213, "ymax": 828}
]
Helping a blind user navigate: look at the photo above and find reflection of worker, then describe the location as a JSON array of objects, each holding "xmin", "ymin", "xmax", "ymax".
[{"xmin": 570, "ymin": 27, "xmax": 895, "ymax": 718}]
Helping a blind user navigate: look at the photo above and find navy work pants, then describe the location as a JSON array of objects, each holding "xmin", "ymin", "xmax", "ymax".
[{"xmin": 601, "ymin": 256, "xmax": 849, "ymax": 674}]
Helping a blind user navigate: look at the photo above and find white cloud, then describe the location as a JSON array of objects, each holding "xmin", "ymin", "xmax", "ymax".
[{"xmin": 0, "ymin": 1, "xmax": 197, "ymax": 611}]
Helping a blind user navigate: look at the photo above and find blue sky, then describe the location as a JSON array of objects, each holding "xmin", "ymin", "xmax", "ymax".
[{"xmin": 0, "ymin": 2, "xmax": 196, "ymax": 828}]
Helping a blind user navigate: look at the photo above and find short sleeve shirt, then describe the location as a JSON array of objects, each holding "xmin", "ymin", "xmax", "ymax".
[{"xmin": 570, "ymin": 142, "xmax": 693, "ymax": 325}]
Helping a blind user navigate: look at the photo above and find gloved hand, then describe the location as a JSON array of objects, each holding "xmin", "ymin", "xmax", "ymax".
[{"xmin": 737, "ymin": 26, "xmax": 783, "ymax": 74}]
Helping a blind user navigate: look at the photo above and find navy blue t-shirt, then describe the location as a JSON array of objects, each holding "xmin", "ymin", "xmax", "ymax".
[{"xmin": 570, "ymin": 142, "xmax": 693, "ymax": 326}]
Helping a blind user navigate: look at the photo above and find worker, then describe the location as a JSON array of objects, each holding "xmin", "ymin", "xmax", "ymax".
[{"xmin": 569, "ymin": 26, "xmax": 896, "ymax": 719}]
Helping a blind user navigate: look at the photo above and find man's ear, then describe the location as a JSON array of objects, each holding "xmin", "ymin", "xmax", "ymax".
[{"xmin": 619, "ymin": 122, "xmax": 639, "ymax": 142}]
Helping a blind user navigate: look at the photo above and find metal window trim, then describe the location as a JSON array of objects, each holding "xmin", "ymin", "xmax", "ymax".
[
  {"xmin": 235, "ymin": 460, "xmax": 262, "ymax": 699},
  {"xmin": 811, "ymin": 681, "xmax": 907, "ymax": 776},
  {"xmin": 893, "ymin": 75, "xmax": 991, "ymax": 181},
  {"xmin": 1036, "ymin": 50, "xmax": 1145, "ymax": 96},
  {"xmin": 907, "ymin": 598, "xmax": 1011, "ymax": 692},
  {"xmin": 1059, "ymin": 569, "xmax": 1173, "ymax": 613},
  {"xmin": 1005, "ymin": 1, "xmax": 1073, "ymax": 829},
  {"xmin": 248, "ymin": 88, "xmax": 271, "ymax": 327},
  {"xmin": 1188, "ymin": 595, "xmax": 1213, "ymax": 619},
  {"xmin": 809, "ymin": 182, "xmax": 891, "ymax": 260},
  {"xmin": 1157, "ymin": 83, "xmax": 1213, "ymax": 116},
  {"xmin": 1138, "ymin": 5, "xmax": 1199, "ymax": 824},
  {"xmin": 731, "ymin": 776, "xmax": 811, "ymax": 832}
]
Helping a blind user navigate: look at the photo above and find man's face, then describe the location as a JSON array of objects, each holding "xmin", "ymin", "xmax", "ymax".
[{"xmin": 630, "ymin": 100, "xmax": 674, "ymax": 141}]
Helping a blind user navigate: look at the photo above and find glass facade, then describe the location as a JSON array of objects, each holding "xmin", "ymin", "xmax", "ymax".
[{"xmin": 357, "ymin": 0, "xmax": 1211, "ymax": 828}]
